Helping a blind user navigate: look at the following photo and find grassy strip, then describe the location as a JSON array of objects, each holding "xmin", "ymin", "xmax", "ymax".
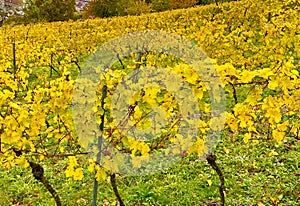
[{"xmin": 1, "ymin": 133, "xmax": 299, "ymax": 205}]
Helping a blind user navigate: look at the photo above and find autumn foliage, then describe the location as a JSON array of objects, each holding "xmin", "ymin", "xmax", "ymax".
[{"xmin": 0, "ymin": 0, "xmax": 299, "ymax": 192}]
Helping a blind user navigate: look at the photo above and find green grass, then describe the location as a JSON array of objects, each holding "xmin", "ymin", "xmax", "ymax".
[{"xmin": 1, "ymin": 132, "xmax": 299, "ymax": 205}]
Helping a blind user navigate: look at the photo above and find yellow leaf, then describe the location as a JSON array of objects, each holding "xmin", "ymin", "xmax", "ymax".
[
  {"xmin": 244, "ymin": 133, "xmax": 251, "ymax": 143},
  {"xmin": 268, "ymin": 77, "xmax": 279, "ymax": 90},
  {"xmin": 88, "ymin": 163, "xmax": 95, "ymax": 172},
  {"xmin": 258, "ymin": 68, "xmax": 273, "ymax": 79},
  {"xmin": 140, "ymin": 144, "xmax": 150, "ymax": 156},
  {"xmin": 60, "ymin": 147, "xmax": 64, "ymax": 153},
  {"xmin": 245, "ymin": 87, "xmax": 263, "ymax": 105},
  {"xmin": 270, "ymin": 196, "xmax": 279, "ymax": 204},
  {"xmin": 65, "ymin": 167, "xmax": 74, "ymax": 177},
  {"xmin": 239, "ymin": 70, "xmax": 256, "ymax": 83},
  {"xmin": 272, "ymin": 130, "xmax": 285, "ymax": 143},
  {"xmin": 248, "ymin": 126, "xmax": 258, "ymax": 133},
  {"xmin": 276, "ymin": 122, "xmax": 288, "ymax": 132},
  {"xmin": 207, "ymin": 179, "xmax": 212, "ymax": 186},
  {"xmin": 268, "ymin": 150, "xmax": 278, "ymax": 157},
  {"xmin": 95, "ymin": 165, "xmax": 106, "ymax": 182},
  {"xmin": 134, "ymin": 106, "xmax": 143, "ymax": 120},
  {"xmin": 73, "ymin": 168, "xmax": 84, "ymax": 180},
  {"xmin": 127, "ymin": 64, "xmax": 136, "ymax": 69},
  {"xmin": 15, "ymin": 156, "xmax": 30, "ymax": 169},
  {"xmin": 39, "ymin": 155, "xmax": 45, "ymax": 161}
]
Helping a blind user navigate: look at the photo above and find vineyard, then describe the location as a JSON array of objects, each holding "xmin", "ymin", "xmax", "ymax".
[{"xmin": 0, "ymin": 0, "xmax": 299, "ymax": 205}]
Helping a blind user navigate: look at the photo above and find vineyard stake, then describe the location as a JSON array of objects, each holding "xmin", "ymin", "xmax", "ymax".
[{"xmin": 92, "ymin": 85, "xmax": 107, "ymax": 206}]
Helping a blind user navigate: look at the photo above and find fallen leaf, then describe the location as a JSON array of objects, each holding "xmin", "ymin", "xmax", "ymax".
[
  {"xmin": 270, "ymin": 196, "xmax": 279, "ymax": 205},
  {"xmin": 207, "ymin": 179, "xmax": 212, "ymax": 186},
  {"xmin": 223, "ymin": 147, "xmax": 230, "ymax": 154},
  {"xmin": 257, "ymin": 200, "xmax": 265, "ymax": 206},
  {"xmin": 268, "ymin": 150, "xmax": 278, "ymax": 157}
]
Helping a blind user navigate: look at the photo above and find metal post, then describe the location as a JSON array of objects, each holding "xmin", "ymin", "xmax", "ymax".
[{"xmin": 92, "ymin": 85, "xmax": 107, "ymax": 206}]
